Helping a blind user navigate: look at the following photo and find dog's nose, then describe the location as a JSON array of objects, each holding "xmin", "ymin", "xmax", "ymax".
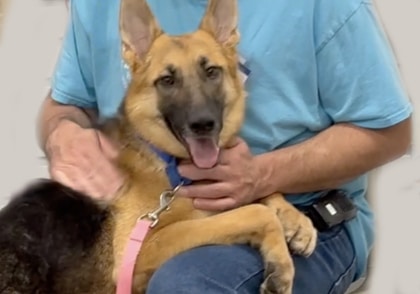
[{"xmin": 188, "ymin": 116, "xmax": 216, "ymax": 135}]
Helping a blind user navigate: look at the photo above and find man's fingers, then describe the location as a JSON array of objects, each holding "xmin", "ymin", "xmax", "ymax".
[
  {"xmin": 50, "ymin": 168, "xmax": 90, "ymax": 195},
  {"xmin": 179, "ymin": 182, "xmax": 232, "ymax": 199},
  {"xmin": 92, "ymin": 164, "xmax": 125, "ymax": 201},
  {"xmin": 178, "ymin": 164, "xmax": 229, "ymax": 181},
  {"xmin": 98, "ymin": 133, "xmax": 121, "ymax": 160},
  {"xmin": 192, "ymin": 197, "xmax": 236, "ymax": 211},
  {"xmin": 49, "ymin": 168, "xmax": 71, "ymax": 186},
  {"xmin": 49, "ymin": 160, "xmax": 123, "ymax": 201},
  {"xmin": 224, "ymin": 136, "xmax": 241, "ymax": 149}
]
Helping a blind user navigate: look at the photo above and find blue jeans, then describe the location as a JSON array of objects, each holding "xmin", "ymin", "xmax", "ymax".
[{"xmin": 146, "ymin": 223, "xmax": 357, "ymax": 294}]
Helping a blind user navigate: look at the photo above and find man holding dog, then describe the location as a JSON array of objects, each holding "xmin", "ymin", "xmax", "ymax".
[{"xmin": 37, "ymin": 0, "xmax": 412, "ymax": 293}]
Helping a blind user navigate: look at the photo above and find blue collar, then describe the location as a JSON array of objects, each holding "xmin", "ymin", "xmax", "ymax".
[{"xmin": 149, "ymin": 145, "xmax": 193, "ymax": 188}]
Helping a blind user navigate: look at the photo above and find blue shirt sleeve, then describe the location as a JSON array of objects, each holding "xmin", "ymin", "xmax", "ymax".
[
  {"xmin": 316, "ymin": 1, "xmax": 413, "ymax": 129},
  {"xmin": 50, "ymin": 0, "xmax": 97, "ymax": 109}
]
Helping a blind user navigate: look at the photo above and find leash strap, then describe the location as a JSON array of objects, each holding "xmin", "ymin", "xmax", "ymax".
[
  {"xmin": 116, "ymin": 220, "xmax": 152, "ymax": 294},
  {"xmin": 115, "ymin": 143, "xmax": 191, "ymax": 294}
]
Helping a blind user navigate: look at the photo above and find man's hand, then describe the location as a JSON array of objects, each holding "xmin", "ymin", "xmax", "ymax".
[
  {"xmin": 46, "ymin": 120, "xmax": 125, "ymax": 202},
  {"xmin": 178, "ymin": 138, "xmax": 264, "ymax": 211}
]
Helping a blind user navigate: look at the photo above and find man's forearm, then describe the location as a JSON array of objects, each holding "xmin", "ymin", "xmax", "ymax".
[
  {"xmin": 36, "ymin": 91, "xmax": 97, "ymax": 154},
  {"xmin": 256, "ymin": 118, "xmax": 412, "ymax": 196}
]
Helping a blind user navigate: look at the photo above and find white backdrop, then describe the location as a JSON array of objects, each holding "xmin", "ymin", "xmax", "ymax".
[{"xmin": 0, "ymin": 1, "xmax": 419, "ymax": 293}]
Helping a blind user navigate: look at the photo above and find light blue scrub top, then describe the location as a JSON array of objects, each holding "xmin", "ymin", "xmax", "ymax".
[{"xmin": 51, "ymin": 0, "xmax": 413, "ymax": 278}]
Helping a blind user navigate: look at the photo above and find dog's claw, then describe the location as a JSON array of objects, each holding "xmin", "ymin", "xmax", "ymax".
[{"xmin": 260, "ymin": 262, "xmax": 292, "ymax": 294}]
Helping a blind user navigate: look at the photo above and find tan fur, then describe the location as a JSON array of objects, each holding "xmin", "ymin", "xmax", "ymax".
[
  {"xmin": 86, "ymin": 0, "xmax": 318, "ymax": 293},
  {"xmin": 121, "ymin": 29, "xmax": 245, "ymax": 158}
]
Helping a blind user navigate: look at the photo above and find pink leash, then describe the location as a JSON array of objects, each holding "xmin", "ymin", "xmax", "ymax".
[
  {"xmin": 116, "ymin": 219, "xmax": 152, "ymax": 294},
  {"xmin": 115, "ymin": 186, "xmax": 181, "ymax": 294}
]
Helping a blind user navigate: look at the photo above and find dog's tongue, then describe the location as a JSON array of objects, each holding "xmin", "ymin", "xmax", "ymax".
[{"xmin": 184, "ymin": 137, "xmax": 220, "ymax": 168}]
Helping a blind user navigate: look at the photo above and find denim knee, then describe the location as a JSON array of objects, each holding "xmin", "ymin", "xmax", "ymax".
[
  {"xmin": 146, "ymin": 253, "xmax": 234, "ymax": 294},
  {"xmin": 145, "ymin": 225, "xmax": 356, "ymax": 294},
  {"xmin": 145, "ymin": 245, "xmax": 264, "ymax": 294},
  {"xmin": 146, "ymin": 264, "xmax": 234, "ymax": 294}
]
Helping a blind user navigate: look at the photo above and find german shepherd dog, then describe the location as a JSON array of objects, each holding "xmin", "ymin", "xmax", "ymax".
[{"xmin": 0, "ymin": 0, "xmax": 317, "ymax": 293}]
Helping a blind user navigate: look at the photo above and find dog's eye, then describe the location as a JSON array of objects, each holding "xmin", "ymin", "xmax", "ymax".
[
  {"xmin": 205, "ymin": 66, "xmax": 221, "ymax": 80},
  {"xmin": 157, "ymin": 76, "xmax": 175, "ymax": 87}
]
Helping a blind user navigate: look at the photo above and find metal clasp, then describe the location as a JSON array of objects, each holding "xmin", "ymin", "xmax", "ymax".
[{"xmin": 139, "ymin": 182, "xmax": 183, "ymax": 228}]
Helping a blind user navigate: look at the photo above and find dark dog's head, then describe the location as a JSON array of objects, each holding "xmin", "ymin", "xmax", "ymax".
[{"xmin": 120, "ymin": 0, "xmax": 246, "ymax": 168}]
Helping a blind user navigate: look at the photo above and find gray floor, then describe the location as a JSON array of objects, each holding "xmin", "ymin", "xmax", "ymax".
[{"xmin": 0, "ymin": 0, "xmax": 419, "ymax": 293}]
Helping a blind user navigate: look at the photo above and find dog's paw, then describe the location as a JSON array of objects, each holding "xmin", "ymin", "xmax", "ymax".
[
  {"xmin": 282, "ymin": 211, "xmax": 317, "ymax": 257},
  {"xmin": 262, "ymin": 194, "xmax": 318, "ymax": 257},
  {"xmin": 260, "ymin": 262, "xmax": 292, "ymax": 294}
]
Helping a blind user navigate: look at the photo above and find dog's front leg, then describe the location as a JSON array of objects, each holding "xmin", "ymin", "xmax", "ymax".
[
  {"xmin": 259, "ymin": 193, "xmax": 318, "ymax": 257},
  {"xmin": 133, "ymin": 204, "xmax": 295, "ymax": 294}
]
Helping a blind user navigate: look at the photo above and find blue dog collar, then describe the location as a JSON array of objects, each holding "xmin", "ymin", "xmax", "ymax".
[{"xmin": 149, "ymin": 145, "xmax": 193, "ymax": 188}]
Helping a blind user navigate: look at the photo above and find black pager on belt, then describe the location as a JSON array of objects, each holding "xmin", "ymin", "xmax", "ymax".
[{"xmin": 304, "ymin": 190, "xmax": 358, "ymax": 232}]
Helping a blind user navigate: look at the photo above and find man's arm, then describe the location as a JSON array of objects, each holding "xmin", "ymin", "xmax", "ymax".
[
  {"xmin": 36, "ymin": 91, "xmax": 97, "ymax": 154},
  {"xmin": 37, "ymin": 0, "xmax": 98, "ymax": 155},
  {"xmin": 256, "ymin": 118, "xmax": 412, "ymax": 196},
  {"xmin": 259, "ymin": 2, "xmax": 413, "ymax": 196}
]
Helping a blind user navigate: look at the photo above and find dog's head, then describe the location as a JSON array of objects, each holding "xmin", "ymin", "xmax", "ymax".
[{"xmin": 120, "ymin": 0, "xmax": 246, "ymax": 168}]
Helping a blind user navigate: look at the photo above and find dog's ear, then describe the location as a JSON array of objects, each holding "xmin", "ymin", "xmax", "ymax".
[
  {"xmin": 199, "ymin": 0, "xmax": 239, "ymax": 47},
  {"xmin": 119, "ymin": 0, "xmax": 163, "ymax": 60}
]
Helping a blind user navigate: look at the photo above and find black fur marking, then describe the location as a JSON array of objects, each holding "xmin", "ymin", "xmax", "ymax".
[
  {"xmin": 156, "ymin": 57, "xmax": 225, "ymax": 140},
  {"xmin": 0, "ymin": 179, "xmax": 109, "ymax": 293}
]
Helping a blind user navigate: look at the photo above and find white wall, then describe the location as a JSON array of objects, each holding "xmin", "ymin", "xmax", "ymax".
[
  {"xmin": 0, "ymin": 0, "xmax": 67, "ymax": 203},
  {"xmin": 364, "ymin": 2, "xmax": 420, "ymax": 293},
  {"xmin": 0, "ymin": 0, "xmax": 419, "ymax": 293},
  {"xmin": 373, "ymin": 0, "xmax": 419, "ymax": 155}
]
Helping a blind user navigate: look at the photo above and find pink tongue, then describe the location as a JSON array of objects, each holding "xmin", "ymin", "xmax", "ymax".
[{"xmin": 184, "ymin": 137, "xmax": 220, "ymax": 168}]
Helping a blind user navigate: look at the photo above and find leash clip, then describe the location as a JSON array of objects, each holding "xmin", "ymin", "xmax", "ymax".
[{"xmin": 139, "ymin": 182, "xmax": 183, "ymax": 228}]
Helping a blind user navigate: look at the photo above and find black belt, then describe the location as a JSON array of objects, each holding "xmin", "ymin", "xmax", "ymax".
[{"xmin": 296, "ymin": 190, "xmax": 358, "ymax": 232}]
